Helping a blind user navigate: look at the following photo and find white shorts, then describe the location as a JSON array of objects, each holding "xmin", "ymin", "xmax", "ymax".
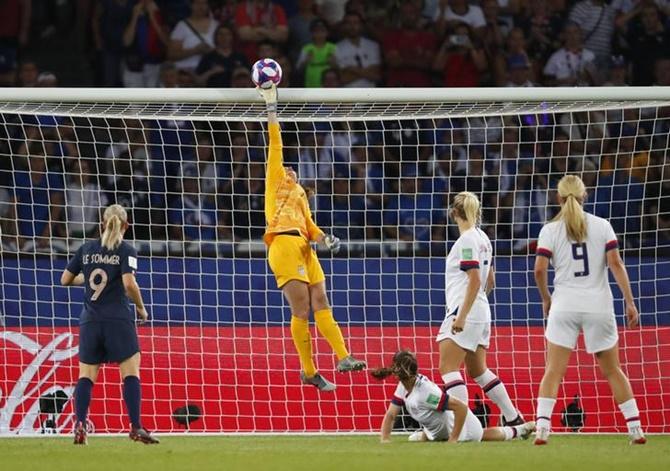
[
  {"xmin": 425, "ymin": 409, "xmax": 484, "ymax": 442},
  {"xmin": 436, "ymin": 312, "xmax": 490, "ymax": 352},
  {"xmin": 546, "ymin": 310, "xmax": 619, "ymax": 354}
]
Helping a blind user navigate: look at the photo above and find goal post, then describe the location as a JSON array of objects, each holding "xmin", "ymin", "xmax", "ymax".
[{"xmin": 0, "ymin": 87, "xmax": 668, "ymax": 435}]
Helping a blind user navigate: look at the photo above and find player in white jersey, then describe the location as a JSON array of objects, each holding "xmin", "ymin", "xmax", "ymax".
[
  {"xmin": 437, "ymin": 192, "xmax": 524, "ymax": 426},
  {"xmin": 372, "ymin": 351, "xmax": 535, "ymax": 443},
  {"xmin": 534, "ymin": 175, "xmax": 646, "ymax": 445}
]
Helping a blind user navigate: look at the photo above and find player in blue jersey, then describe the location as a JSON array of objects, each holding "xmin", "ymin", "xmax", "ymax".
[{"xmin": 61, "ymin": 204, "xmax": 159, "ymax": 445}]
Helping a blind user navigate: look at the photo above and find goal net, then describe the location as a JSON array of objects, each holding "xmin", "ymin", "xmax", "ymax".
[{"xmin": 0, "ymin": 88, "xmax": 668, "ymax": 434}]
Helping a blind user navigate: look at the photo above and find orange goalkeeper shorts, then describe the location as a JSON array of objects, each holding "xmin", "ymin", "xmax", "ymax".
[{"xmin": 267, "ymin": 234, "xmax": 326, "ymax": 288}]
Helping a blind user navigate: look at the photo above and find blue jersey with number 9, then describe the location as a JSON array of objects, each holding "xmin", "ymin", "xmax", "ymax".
[{"xmin": 66, "ymin": 240, "xmax": 138, "ymax": 324}]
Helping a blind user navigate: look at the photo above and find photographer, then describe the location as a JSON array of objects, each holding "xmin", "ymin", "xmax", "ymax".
[
  {"xmin": 432, "ymin": 23, "xmax": 487, "ymax": 87},
  {"xmin": 122, "ymin": 0, "xmax": 168, "ymax": 87}
]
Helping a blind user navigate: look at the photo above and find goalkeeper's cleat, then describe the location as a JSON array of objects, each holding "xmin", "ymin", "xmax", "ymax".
[
  {"xmin": 336, "ymin": 355, "xmax": 366, "ymax": 372},
  {"xmin": 517, "ymin": 421, "xmax": 536, "ymax": 440},
  {"xmin": 628, "ymin": 426, "xmax": 647, "ymax": 445},
  {"xmin": 408, "ymin": 430, "xmax": 426, "ymax": 442},
  {"xmin": 129, "ymin": 426, "xmax": 160, "ymax": 445},
  {"xmin": 534, "ymin": 426, "xmax": 550, "ymax": 445},
  {"xmin": 502, "ymin": 413, "xmax": 525, "ymax": 427},
  {"xmin": 300, "ymin": 371, "xmax": 336, "ymax": 392},
  {"xmin": 73, "ymin": 421, "xmax": 87, "ymax": 445}
]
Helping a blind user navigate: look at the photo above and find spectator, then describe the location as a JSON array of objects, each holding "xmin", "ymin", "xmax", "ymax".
[
  {"xmin": 288, "ymin": 0, "xmax": 318, "ymax": 62},
  {"xmin": 321, "ymin": 67, "xmax": 341, "ymax": 86},
  {"xmin": 195, "ymin": 25, "xmax": 248, "ymax": 87},
  {"xmin": 381, "ymin": 2, "xmax": 438, "ymax": 87},
  {"xmin": 506, "ymin": 53, "xmax": 535, "ymax": 86},
  {"xmin": 211, "ymin": 0, "xmax": 240, "ymax": 26},
  {"xmin": 296, "ymin": 19, "xmax": 337, "ymax": 87},
  {"xmin": 64, "ymin": 158, "xmax": 108, "ymax": 240},
  {"xmin": 482, "ymin": 0, "xmax": 508, "ymax": 85},
  {"xmin": 543, "ymin": 23, "xmax": 597, "ymax": 86},
  {"xmin": 384, "ymin": 164, "xmax": 446, "ymax": 244},
  {"xmin": 432, "ymin": 22, "xmax": 488, "ymax": 87},
  {"xmin": 0, "ymin": 0, "xmax": 30, "ymax": 86},
  {"xmin": 104, "ymin": 123, "xmax": 165, "ymax": 241},
  {"xmin": 450, "ymin": 147, "xmax": 498, "ymax": 201},
  {"xmin": 654, "ymin": 56, "xmax": 670, "ymax": 85},
  {"xmin": 17, "ymin": 59, "xmax": 38, "ymax": 87},
  {"xmin": 334, "ymin": 11, "xmax": 381, "ymax": 87},
  {"xmin": 168, "ymin": 0, "xmax": 218, "ymax": 72},
  {"xmin": 596, "ymin": 150, "xmax": 644, "ymax": 246},
  {"xmin": 568, "ymin": 0, "xmax": 617, "ymax": 69},
  {"xmin": 317, "ymin": 165, "xmax": 366, "ymax": 240},
  {"xmin": 643, "ymin": 152, "xmax": 670, "ymax": 245},
  {"xmin": 491, "ymin": 27, "xmax": 533, "ymax": 85},
  {"xmin": 168, "ymin": 163, "xmax": 219, "ymax": 241},
  {"xmin": 625, "ymin": 4, "xmax": 670, "ymax": 85},
  {"xmin": 227, "ymin": 160, "xmax": 265, "ymax": 241},
  {"xmin": 0, "ymin": 152, "xmax": 18, "ymax": 250},
  {"xmin": 511, "ymin": 163, "xmax": 549, "ymax": 252},
  {"xmin": 92, "ymin": 0, "xmax": 135, "ymax": 86},
  {"xmin": 159, "ymin": 62, "xmax": 179, "ymax": 87},
  {"xmin": 316, "ymin": 0, "xmax": 347, "ymax": 27},
  {"xmin": 434, "ymin": 0, "xmax": 486, "ymax": 38},
  {"xmin": 36, "ymin": 71, "xmax": 58, "ymax": 87},
  {"xmin": 177, "ymin": 68, "xmax": 196, "ymax": 86},
  {"xmin": 192, "ymin": 133, "xmax": 220, "ymax": 201},
  {"xmin": 13, "ymin": 145, "xmax": 65, "ymax": 251},
  {"xmin": 122, "ymin": 0, "xmax": 169, "ymax": 87},
  {"xmin": 515, "ymin": 0, "xmax": 563, "ymax": 71},
  {"xmin": 234, "ymin": 0, "xmax": 289, "ymax": 63},
  {"xmin": 603, "ymin": 54, "xmax": 629, "ymax": 85},
  {"xmin": 231, "ymin": 65, "xmax": 252, "ymax": 86}
]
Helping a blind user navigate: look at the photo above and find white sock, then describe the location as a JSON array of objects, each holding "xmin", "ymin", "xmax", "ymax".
[
  {"xmin": 536, "ymin": 397, "xmax": 556, "ymax": 431},
  {"xmin": 502, "ymin": 426, "xmax": 516, "ymax": 440},
  {"xmin": 618, "ymin": 398, "xmax": 641, "ymax": 431},
  {"xmin": 442, "ymin": 371, "xmax": 468, "ymax": 405},
  {"xmin": 474, "ymin": 369, "xmax": 519, "ymax": 422}
]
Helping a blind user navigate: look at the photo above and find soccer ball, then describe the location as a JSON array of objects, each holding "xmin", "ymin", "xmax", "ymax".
[{"xmin": 251, "ymin": 58, "xmax": 282, "ymax": 89}]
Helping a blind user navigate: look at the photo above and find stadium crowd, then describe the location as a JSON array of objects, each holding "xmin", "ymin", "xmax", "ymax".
[{"xmin": 0, "ymin": 0, "xmax": 668, "ymax": 255}]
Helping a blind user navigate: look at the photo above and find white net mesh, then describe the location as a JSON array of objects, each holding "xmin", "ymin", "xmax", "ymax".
[{"xmin": 0, "ymin": 89, "xmax": 668, "ymax": 434}]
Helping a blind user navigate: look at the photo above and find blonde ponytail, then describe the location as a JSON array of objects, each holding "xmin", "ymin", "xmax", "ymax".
[
  {"xmin": 451, "ymin": 191, "xmax": 481, "ymax": 227},
  {"xmin": 555, "ymin": 175, "xmax": 587, "ymax": 242},
  {"xmin": 101, "ymin": 204, "xmax": 128, "ymax": 250}
]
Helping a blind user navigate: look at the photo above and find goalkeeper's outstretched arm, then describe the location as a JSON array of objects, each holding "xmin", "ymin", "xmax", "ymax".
[{"xmin": 259, "ymin": 85, "xmax": 285, "ymax": 219}]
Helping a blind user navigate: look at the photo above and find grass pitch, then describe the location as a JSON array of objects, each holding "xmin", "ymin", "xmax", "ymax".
[{"xmin": 1, "ymin": 435, "xmax": 668, "ymax": 471}]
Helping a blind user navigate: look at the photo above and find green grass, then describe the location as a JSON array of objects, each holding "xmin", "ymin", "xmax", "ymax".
[{"xmin": 1, "ymin": 435, "xmax": 668, "ymax": 471}]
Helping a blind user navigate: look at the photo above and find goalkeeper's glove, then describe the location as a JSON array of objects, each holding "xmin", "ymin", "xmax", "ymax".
[
  {"xmin": 323, "ymin": 234, "xmax": 341, "ymax": 254},
  {"xmin": 257, "ymin": 84, "xmax": 277, "ymax": 113}
]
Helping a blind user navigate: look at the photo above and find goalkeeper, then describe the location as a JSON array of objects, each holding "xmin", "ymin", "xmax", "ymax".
[{"xmin": 258, "ymin": 84, "xmax": 366, "ymax": 391}]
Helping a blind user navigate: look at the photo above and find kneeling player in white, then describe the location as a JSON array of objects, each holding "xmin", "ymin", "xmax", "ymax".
[
  {"xmin": 534, "ymin": 175, "xmax": 645, "ymax": 445},
  {"xmin": 437, "ymin": 192, "xmax": 523, "ymax": 425},
  {"xmin": 373, "ymin": 351, "xmax": 535, "ymax": 443}
]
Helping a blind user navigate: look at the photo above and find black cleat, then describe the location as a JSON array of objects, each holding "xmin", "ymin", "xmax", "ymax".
[
  {"xmin": 129, "ymin": 427, "xmax": 160, "ymax": 444},
  {"xmin": 502, "ymin": 414, "xmax": 525, "ymax": 427}
]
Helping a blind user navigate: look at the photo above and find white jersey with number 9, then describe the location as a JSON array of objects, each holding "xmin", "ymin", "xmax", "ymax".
[{"xmin": 536, "ymin": 212, "xmax": 619, "ymax": 313}]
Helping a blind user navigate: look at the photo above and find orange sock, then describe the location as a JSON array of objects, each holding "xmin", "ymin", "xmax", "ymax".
[
  {"xmin": 314, "ymin": 308, "xmax": 349, "ymax": 361},
  {"xmin": 290, "ymin": 315, "xmax": 317, "ymax": 377}
]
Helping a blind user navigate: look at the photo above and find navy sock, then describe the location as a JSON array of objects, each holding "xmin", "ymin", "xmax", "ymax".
[
  {"xmin": 123, "ymin": 376, "xmax": 142, "ymax": 429},
  {"xmin": 74, "ymin": 377, "xmax": 93, "ymax": 424}
]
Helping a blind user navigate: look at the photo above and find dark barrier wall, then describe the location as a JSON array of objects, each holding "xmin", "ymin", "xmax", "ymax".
[{"xmin": 2, "ymin": 257, "xmax": 668, "ymax": 327}]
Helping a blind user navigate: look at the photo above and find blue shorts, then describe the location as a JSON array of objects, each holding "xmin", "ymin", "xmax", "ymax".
[{"xmin": 78, "ymin": 320, "xmax": 140, "ymax": 364}]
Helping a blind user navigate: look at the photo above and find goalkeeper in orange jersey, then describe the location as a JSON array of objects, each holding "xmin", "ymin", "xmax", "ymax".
[{"xmin": 258, "ymin": 84, "xmax": 366, "ymax": 391}]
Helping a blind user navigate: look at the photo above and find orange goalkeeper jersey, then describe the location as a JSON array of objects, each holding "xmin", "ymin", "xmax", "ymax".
[{"xmin": 263, "ymin": 122, "xmax": 323, "ymax": 246}]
